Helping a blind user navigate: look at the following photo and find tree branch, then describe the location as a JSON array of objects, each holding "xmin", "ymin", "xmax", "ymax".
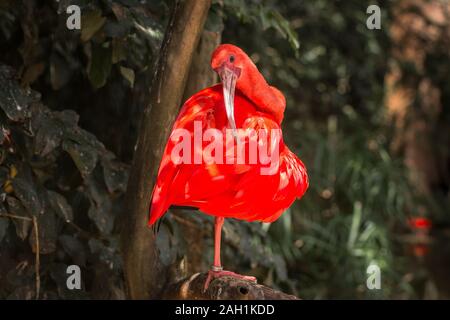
[
  {"xmin": 121, "ymin": 0, "xmax": 212, "ymax": 299},
  {"xmin": 163, "ymin": 273, "xmax": 299, "ymax": 300}
]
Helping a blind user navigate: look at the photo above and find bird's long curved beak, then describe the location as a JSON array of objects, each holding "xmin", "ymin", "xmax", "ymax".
[{"xmin": 216, "ymin": 64, "xmax": 241, "ymax": 137}]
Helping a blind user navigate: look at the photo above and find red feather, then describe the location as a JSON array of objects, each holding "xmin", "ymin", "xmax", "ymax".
[{"xmin": 148, "ymin": 84, "xmax": 308, "ymax": 225}]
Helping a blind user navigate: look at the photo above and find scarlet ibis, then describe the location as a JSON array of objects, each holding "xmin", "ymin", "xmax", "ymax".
[{"xmin": 149, "ymin": 44, "xmax": 308, "ymax": 289}]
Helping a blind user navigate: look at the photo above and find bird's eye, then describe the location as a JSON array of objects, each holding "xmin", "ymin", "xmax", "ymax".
[{"xmin": 229, "ymin": 55, "xmax": 235, "ymax": 63}]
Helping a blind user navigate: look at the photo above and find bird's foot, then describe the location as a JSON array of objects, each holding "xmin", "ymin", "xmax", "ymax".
[{"xmin": 203, "ymin": 266, "xmax": 257, "ymax": 292}]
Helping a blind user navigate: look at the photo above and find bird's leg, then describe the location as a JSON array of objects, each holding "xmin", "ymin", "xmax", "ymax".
[
  {"xmin": 213, "ymin": 216, "xmax": 224, "ymax": 269},
  {"xmin": 203, "ymin": 217, "xmax": 257, "ymax": 291}
]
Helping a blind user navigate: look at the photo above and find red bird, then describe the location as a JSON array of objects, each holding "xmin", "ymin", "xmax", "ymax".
[{"xmin": 149, "ymin": 44, "xmax": 308, "ymax": 289}]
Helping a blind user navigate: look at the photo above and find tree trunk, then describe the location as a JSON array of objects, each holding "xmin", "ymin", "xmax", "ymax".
[
  {"xmin": 386, "ymin": 0, "xmax": 450, "ymax": 196},
  {"xmin": 121, "ymin": 0, "xmax": 211, "ymax": 299}
]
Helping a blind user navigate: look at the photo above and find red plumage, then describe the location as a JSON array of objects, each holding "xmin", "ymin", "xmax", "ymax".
[
  {"xmin": 149, "ymin": 45, "xmax": 308, "ymax": 225},
  {"xmin": 148, "ymin": 44, "xmax": 308, "ymax": 289}
]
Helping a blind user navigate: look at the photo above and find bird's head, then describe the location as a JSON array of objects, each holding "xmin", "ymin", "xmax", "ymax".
[
  {"xmin": 211, "ymin": 44, "xmax": 246, "ymax": 77},
  {"xmin": 211, "ymin": 44, "xmax": 286, "ymax": 135}
]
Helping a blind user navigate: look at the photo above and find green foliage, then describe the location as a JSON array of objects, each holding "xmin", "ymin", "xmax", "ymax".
[
  {"xmin": 0, "ymin": 65, "xmax": 128, "ymax": 298},
  {"xmin": 0, "ymin": 0, "xmax": 168, "ymax": 161},
  {"xmin": 220, "ymin": 0, "xmax": 299, "ymax": 52},
  {"xmin": 277, "ymin": 117, "xmax": 418, "ymax": 299}
]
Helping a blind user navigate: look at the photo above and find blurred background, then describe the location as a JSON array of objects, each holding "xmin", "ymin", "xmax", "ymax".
[{"xmin": 0, "ymin": 0, "xmax": 449, "ymax": 299}]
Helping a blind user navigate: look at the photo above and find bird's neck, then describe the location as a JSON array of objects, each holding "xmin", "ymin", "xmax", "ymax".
[{"xmin": 237, "ymin": 64, "xmax": 285, "ymax": 124}]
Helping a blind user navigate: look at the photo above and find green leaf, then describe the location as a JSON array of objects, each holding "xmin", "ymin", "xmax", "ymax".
[
  {"xmin": 12, "ymin": 176, "xmax": 42, "ymax": 217},
  {"xmin": 6, "ymin": 196, "xmax": 31, "ymax": 240},
  {"xmin": 270, "ymin": 10, "xmax": 300, "ymax": 51},
  {"xmin": 112, "ymin": 38, "xmax": 127, "ymax": 64},
  {"xmin": 81, "ymin": 9, "xmax": 106, "ymax": 42},
  {"xmin": 119, "ymin": 66, "xmax": 135, "ymax": 88},
  {"xmin": 0, "ymin": 66, "xmax": 34, "ymax": 121},
  {"xmin": 347, "ymin": 201, "xmax": 363, "ymax": 251},
  {"xmin": 29, "ymin": 210, "xmax": 57, "ymax": 254},
  {"xmin": 34, "ymin": 115, "xmax": 64, "ymax": 156},
  {"xmin": 85, "ymin": 175, "xmax": 114, "ymax": 235},
  {"xmin": 88, "ymin": 43, "xmax": 112, "ymax": 89},
  {"xmin": 102, "ymin": 159, "xmax": 128, "ymax": 193},
  {"xmin": 88, "ymin": 200, "xmax": 113, "ymax": 235},
  {"xmin": 62, "ymin": 140, "xmax": 98, "ymax": 178},
  {"xmin": 47, "ymin": 191, "xmax": 73, "ymax": 223}
]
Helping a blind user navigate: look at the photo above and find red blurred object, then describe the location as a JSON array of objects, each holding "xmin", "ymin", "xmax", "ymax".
[
  {"xmin": 412, "ymin": 244, "xmax": 429, "ymax": 257},
  {"xmin": 408, "ymin": 217, "xmax": 432, "ymax": 230}
]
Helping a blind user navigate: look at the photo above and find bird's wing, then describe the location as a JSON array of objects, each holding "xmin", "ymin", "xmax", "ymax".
[
  {"xmin": 193, "ymin": 114, "xmax": 309, "ymax": 222},
  {"xmin": 148, "ymin": 86, "xmax": 223, "ymax": 225}
]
